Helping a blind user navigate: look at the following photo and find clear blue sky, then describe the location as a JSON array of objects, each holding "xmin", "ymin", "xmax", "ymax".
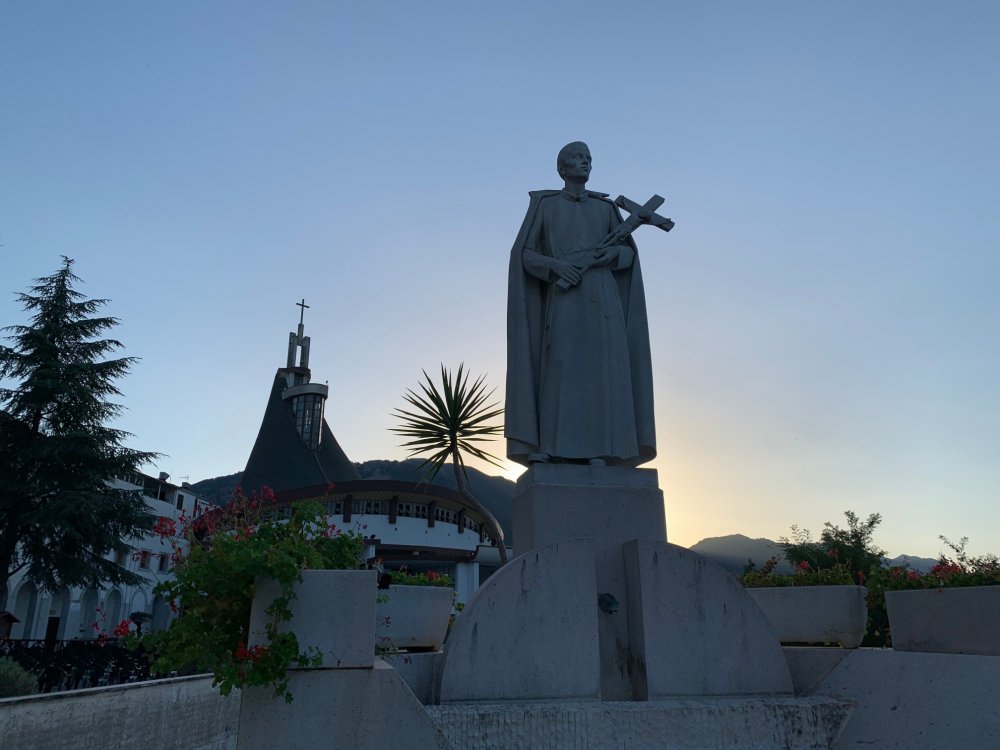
[{"xmin": 2, "ymin": 2, "xmax": 999, "ymax": 558}]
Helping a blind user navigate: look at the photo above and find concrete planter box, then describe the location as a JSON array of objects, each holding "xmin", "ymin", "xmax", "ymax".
[
  {"xmin": 249, "ymin": 569, "xmax": 377, "ymax": 668},
  {"xmin": 377, "ymin": 584, "xmax": 454, "ymax": 651},
  {"xmin": 886, "ymin": 586, "xmax": 1000, "ymax": 655},
  {"xmin": 747, "ymin": 585, "xmax": 868, "ymax": 648}
]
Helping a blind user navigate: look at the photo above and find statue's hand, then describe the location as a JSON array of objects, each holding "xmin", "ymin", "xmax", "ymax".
[
  {"xmin": 552, "ymin": 260, "xmax": 582, "ymax": 287},
  {"xmin": 591, "ymin": 246, "xmax": 620, "ymax": 267},
  {"xmin": 604, "ymin": 224, "xmax": 631, "ymax": 246}
]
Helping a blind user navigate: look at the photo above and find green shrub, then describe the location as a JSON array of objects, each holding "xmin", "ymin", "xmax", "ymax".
[
  {"xmin": 138, "ymin": 493, "xmax": 365, "ymax": 703},
  {"xmin": 383, "ymin": 569, "xmax": 454, "ymax": 587},
  {"xmin": 0, "ymin": 657, "xmax": 39, "ymax": 698}
]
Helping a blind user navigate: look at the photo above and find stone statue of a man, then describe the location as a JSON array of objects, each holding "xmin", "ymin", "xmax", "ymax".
[{"xmin": 505, "ymin": 141, "xmax": 656, "ymax": 467}]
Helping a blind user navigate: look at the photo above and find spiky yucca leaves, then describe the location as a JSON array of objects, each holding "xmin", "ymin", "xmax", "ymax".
[{"xmin": 392, "ymin": 364, "xmax": 508, "ymax": 564}]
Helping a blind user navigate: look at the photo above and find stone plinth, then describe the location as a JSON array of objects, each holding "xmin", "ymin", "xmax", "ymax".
[
  {"xmin": 512, "ymin": 464, "xmax": 666, "ymax": 553},
  {"xmin": 624, "ymin": 539, "xmax": 793, "ymax": 698},
  {"xmin": 513, "ymin": 464, "xmax": 666, "ymax": 700},
  {"xmin": 427, "ymin": 697, "xmax": 852, "ymax": 750},
  {"xmin": 439, "ymin": 539, "xmax": 601, "ymax": 702}
]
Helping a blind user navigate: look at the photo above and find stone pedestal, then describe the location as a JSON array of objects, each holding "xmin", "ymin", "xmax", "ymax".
[
  {"xmin": 512, "ymin": 464, "xmax": 667, "ymax": 553},
  {"xmin": 440, "ymin": 539, "xmax": 601, "ymax": 702},
  {"xmin": 623, "ymin": 540, "xmax": 792, "ymax": 698},
  {"xmin": 440, "ymin": 465, "xmax": 793, "ymax": 703},
  {"xmin": 427, "ymin": 697, "xmax": 852, "ymax": 750},
  {"xmin": 513, "ymin": 465, "xmax": 667, "ymax": 700}
]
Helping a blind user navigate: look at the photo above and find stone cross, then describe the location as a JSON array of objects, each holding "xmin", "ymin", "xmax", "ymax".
[
  {"xmin": 296, "ymin": 298, "xmax": 310, "ymax": 326},
  {"xmin": 554, "ymin": 193, "xmax": 674, "ymax": 290},
  {"xmin": 287, "ymin": 299, "xmax": 312, "ymax": 369},
  {"xmin": 614, "ymin": 194, "xmax": 675, "ymax": 234}
]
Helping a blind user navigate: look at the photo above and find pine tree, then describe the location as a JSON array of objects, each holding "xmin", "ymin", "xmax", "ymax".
[{"xmin": 0, "ymin": 257, "xmax": 157, "ymax": 594}]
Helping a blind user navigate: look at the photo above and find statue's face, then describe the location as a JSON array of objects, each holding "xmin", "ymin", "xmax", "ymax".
[{"xmin": 559, "ymin": 145, "xmax": 592, "ymax": 182}]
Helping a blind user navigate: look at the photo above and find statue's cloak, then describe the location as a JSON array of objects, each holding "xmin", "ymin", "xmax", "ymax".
[{"xmin": 504, "ymin": 190, "xmax": 656, "ymax": 467}]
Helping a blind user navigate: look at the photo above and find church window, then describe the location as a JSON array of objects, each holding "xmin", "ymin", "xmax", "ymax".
[{"xmin": 293, "ymin": 393, "xmax": 324, "ymax": 450}]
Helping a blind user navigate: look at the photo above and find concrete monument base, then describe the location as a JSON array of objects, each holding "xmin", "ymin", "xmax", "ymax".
[
  {"xmin": 512, "ymin": 464, "xmax": 668, "ymax": 700},
  {"xmin": 441, "ymin": 466, "xmax": 792, "ymax": 702},
  {"xmin": 440, "ymin": 538, "xmax": 601, "ymax": 702},
  {"xmin": 427, "ymin": 696, "xmax": 852, "ymax": 750}
]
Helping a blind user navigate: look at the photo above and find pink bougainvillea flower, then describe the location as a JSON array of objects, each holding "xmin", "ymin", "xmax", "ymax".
[{"xmin": 152, "ymin": 516, "xmax": 178, "ymax": 538}]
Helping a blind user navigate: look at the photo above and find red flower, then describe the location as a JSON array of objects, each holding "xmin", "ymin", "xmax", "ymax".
[
  {"xmin": 930, "ymin": 562, "xmax": 962, "ymax": 580},
  {"xmin": 796, "ymin": 560, "xmax": 811, "ymax": 572},
  {"xmin": 113, "ymin": 620, "xmax": 132, "ymax": 638},
  {"xmin": 426, "ymin": 570, "xmax": 440, "ymax": 581},
  {"xmin": 152, "ymin": 516, "xmax": 177, "ymax": 538},
  {"xmin": 235, "ymin": 641, "xmax": 267, "ymax": 662}
]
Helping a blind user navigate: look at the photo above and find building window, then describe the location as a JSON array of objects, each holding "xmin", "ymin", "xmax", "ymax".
[
  {"xmin": 176, "ymin": 493, "xmax": 185, "ymax": 511},
  {"xmin": 115, "ymin": 550, "xmax": 127, "ymax": 567},
  {"xmin": 139, "ymin": 552, "xmax": 151, "ymax": 570},
  {"xmin": 158, "ymin": 554, "xmax": 170, "ymax": 573},
  {"xmin": 293, "ymin": 393, "xmax": 324, "ymax": 450}
]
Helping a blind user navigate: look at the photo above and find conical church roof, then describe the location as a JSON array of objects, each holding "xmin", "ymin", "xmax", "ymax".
[
  {"xmin": 240, "ymin": 371, "xmax": 360, "ymax": 494},
  {"xmin": 241, "ymin": 306, "xmax": 360, "ymax": 494}
]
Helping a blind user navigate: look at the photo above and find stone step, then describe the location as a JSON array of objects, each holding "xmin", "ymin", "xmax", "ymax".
[{"xmin": 426, "ymin": 696, "xmax": 852, "ymax": 750}]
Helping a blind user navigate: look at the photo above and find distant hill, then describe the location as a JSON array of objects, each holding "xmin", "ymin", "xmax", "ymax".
[
  {"xmin": 689, "ymin": 534, "xmax": 792, "ymax": 575},
  {"xmin": 187, "ymin": 472, "xmax": 243, "ymax": 507},
  {"xmin": 189, "ymin": 459, "xmax": 516, "ymax": 541},
  {"xmin": 887, "ymin": 554, "xmax": 937, "ymax": 573},
  {"xmin": 689, "ymin": 533, "xmax": 940, "ymax": 575}
]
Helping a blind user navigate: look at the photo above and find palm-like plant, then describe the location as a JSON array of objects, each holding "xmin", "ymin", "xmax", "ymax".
[{"xmin": 391, "ymin": 364, "xmax": 508, "ymax": 565}]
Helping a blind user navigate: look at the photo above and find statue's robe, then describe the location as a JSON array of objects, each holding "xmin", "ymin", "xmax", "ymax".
[{"xmin": 505, "ymin": 189, "xmax": 656, "ymax": 466}]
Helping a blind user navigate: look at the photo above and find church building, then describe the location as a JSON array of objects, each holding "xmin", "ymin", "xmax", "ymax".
[{"xmin": 239, "ymin": 304, "xmax": 506, "ymax": 604}]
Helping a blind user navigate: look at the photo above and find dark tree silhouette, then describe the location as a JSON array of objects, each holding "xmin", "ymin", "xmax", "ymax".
[{"xmin": 0, "ymin": 257, "xmax": 156, "ymax": 593}]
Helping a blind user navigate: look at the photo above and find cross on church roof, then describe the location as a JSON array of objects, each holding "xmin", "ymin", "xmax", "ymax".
[{"xmin": 287, "ymin": 298, "xmax": 312, "ymax": 369}]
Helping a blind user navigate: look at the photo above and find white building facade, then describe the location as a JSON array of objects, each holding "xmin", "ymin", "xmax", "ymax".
[{"xmin": 1, "ymin": 471, "xmax": 203, "ymax": 642}]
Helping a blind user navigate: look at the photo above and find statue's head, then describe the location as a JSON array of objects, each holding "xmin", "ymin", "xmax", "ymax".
[{"xmin": 556, "ymin": 141, "xmax": 592, "ymax": 182}]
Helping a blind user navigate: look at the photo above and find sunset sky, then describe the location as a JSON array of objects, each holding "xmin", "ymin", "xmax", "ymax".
[{"xmin": 2, "ymin": 2, "xmax": 999, "ymax": 558}]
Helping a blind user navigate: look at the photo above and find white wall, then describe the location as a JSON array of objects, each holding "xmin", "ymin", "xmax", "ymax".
[{"xmin": 0, "ymin": 675, "xmax": 238, "ymax": 750}]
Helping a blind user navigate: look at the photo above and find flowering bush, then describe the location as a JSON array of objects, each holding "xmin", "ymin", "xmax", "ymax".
[
  {"xmin": 138, "ymin": 488, "xmax": 363, "ymax": 702},
  {"xmin": 744, "ymin": 519, "xmax": 1000, "ymax": 646},
  {"xmin": 381, "ymin": 568, "xmax": 454, "ymax": 588},
  {"xmin": 739, "ymin": 556, "xmax": 856, "ymax": 588}
]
